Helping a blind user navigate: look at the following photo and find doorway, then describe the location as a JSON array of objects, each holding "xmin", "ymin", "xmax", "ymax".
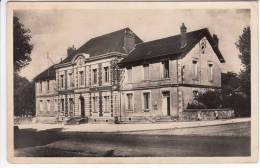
[
  {"xmin": 79, "ymin": 96, "xmax": 85, "ymax": 117},
  {"xmin": 162, "ymin": 91, "xmax": 170, "ymax": 116}
]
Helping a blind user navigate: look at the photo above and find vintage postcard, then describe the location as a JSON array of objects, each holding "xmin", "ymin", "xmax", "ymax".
[{"xmin": 6, "ymin": 1, "xmax": 258, "ymax": 164}]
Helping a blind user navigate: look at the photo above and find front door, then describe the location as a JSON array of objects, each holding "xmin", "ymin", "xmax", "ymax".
[
  {"xmin": 80, "ymin": 97, "xmax": 85, "ymax": 117},
  {"xmin": 162, "ymin": 91, "xmax": 170, "ymax": 116}
]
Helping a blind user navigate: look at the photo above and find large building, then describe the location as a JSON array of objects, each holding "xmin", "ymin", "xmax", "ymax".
[{"xmin": 34, "ymin": 24, "xmax": 226, "ymax": 123}]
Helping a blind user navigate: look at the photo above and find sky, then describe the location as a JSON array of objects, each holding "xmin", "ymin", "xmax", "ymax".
[{"xmin": 14, "ymin": 9, "xmax": 250, "ymax": 81}]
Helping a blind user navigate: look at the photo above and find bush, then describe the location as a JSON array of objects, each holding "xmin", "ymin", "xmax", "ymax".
[
  {"xmin": 187, "ymin": 100, "xmax": 206, "ymax": 109},
  {"xmin": 197, "ymin": 90, "xmax": 222, "ymax": 109},
  {"xmin": 223, "ymin": 93, "xmax": 250, "ymax": 117}
]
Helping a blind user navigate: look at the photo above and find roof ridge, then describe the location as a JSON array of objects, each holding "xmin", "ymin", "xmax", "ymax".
[
  {"xmin": 136, "ymin": 28, "xmax": 208, "ymax": 47},
  {"xmin": 87, "ymin": 27, "xmax": 130, "ymax": 42}
]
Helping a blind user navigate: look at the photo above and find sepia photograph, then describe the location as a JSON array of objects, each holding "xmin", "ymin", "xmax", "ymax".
[{"xmin": 7, "ymin": 1, "xmax": 258, "ymax": 164}]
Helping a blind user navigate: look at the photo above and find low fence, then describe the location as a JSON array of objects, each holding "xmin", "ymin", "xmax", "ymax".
[
  {"xmin": 180, "ymin": 108, "xmax": 235, "ymax": 121},
  {"xmin": 14, "ymin": 115, "xmax": 34, "ymax": 125}
]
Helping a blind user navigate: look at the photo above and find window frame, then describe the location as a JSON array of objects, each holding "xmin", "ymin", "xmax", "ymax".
[
  {"xmin": 208, "ymin": 63, "xmax": 214, "ymax": 82},
  {"xmin": 192, "ymin": 59, "xmax": 198, "ymax": 80},
  {"xmin": 127, "ymin": 67, "xmax": 132, "ymax": 83},
  {"xmin": 125, "ymin": 92, "xmax": 134, "ymax": 112},
  {"xmin": 92, "ymin": 69, "xmax": 98, "ymax": 85},
  {"xmin": 142, "ymin": 90, "xmax": 151, "ymax": 112},
  {"xmin": 143, "ymin": 64, "xmax": 150, "ymax": 81},
  {"xmin": 162, "ymin": 60, "xmax": 170, "ymax": 79},
  {"xmin": 103, "ymin": 66, "xmax": 110, "ymax": 84}
]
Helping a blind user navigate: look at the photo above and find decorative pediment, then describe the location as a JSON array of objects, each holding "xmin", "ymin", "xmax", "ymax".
[{"xmin": 72, "ymin": 53, "xmax": 90, "ymax": 65}]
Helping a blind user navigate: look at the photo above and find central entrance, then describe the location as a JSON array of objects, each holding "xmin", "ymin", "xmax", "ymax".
[
  {"xmin": 79, "ymin": 96, "xmax": 85, "ymax": 117},
  {"xmin": 162, "ymin": 91, "xmax": 170, "ymax": 116}
]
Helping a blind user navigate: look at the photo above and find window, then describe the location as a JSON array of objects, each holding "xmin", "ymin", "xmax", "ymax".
[
  {"xmin": 92, "ymin": 96, "xmax": 99, "ymax": 113},
  {"xmin": 54, "ymin": 99, "xmax": 58, "ymax": 111},
  {"xmin": 143, "ymin": 92, "xmax": 150, "ymax": 111},
  {"xmin": 60, "ymin": 75, "xmax": 64, "ymax": 88},
  {"xmin": 39, "ymin": 82, "xmax": 43, "ymax": 93},
  {"xmin": 47, "ymin": 80, "xmax": 50, "ymax": 91},
  {"xmin": 104, "ymin": 67, "xmax": 110, "ymax": 83},
  {"xmin": 93, "ymin": 69, "xmax": 97, "ymax": 84},
  {"xmin": 193, "ymin": 90, "xmax": 199, "ymax": 100},
  {"xmin": 47, "ymin": 100, "xmax": 51, "ymax": 112},
  {"xmin": 104, "ymin": 96, "xmax": 110, "ymax": 113},
  {"xmin": 126, "ymin": 93, "xmax": 133, "ymax": 111},
  {"xmin": 61, "ymin": 99, "xmax": 65, "ymax": 112},
  {"xmin": 192, "ymin": 60, "xmax": 198, "ymax": 79},
  {"xmin": 68, "ymin": 73, "xmax": 73, "ymax": 87},
  {"xmin": 143, "ymin": 65, "xmax": 149, "ymax": 80},
  {"xmin": 162, "ymin": 60, "xmax": 170, "ymax": 78},
  {"xmin": 39, "ymin": 100, "xmax": 43, "ymax": 111},
  {"xmin": 79, "ymin": 71, "xmax": 84, "ymax": 86},
  {"xmin": 69, "ymin": 98, "xmax": 74, "ymax": 112},
  {"xmin": 127, "ymin": 68, "xmax": 132, "ymax": 83},
  {"xmin": 208, "ymin": 63, "xmax": 213, "ymax": 81}
]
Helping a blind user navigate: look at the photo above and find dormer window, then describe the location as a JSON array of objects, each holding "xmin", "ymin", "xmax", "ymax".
[{"xmin": 47, "ymin": 80, "xmax": 50, "ymax": 91}]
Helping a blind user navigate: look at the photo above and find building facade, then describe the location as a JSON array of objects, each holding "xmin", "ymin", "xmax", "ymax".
[{"xmin": 34, "ymin": 24, "xmax": 226, "ymax": 123}]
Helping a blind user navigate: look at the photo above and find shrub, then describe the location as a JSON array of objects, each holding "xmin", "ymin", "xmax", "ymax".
[{"xmin": 197, "ymin": 90, "xmax": 222, "ymax": 109}]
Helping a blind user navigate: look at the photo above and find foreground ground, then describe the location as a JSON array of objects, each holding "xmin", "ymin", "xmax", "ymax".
[{"xmin": 14, "ymin": 121, "xmax": 250, "ymax": 157}]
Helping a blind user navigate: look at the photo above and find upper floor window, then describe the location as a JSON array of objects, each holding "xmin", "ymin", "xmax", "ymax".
[
  {"xmin": 208, "ymin": 63, "xmax": 213, "ymax": 81},
  {"xmin": 79, "ymin": 71, "xmax": 84, "ymax": 86},
  {"xmin": 143, "ymin": 65, "xmax": 149, "ymax": 80},
  {"xmin": 192, "ymin": 60, "xmax": 198, "ymax": 79},
  {"xmin": 68, "ymin": 73, "xmax": 73, "ymax": 87},
  {"xmin": 127, "ymin": 67, "xmax": 132, "ymax": 83},
  {"xmin": 143, "ymin": 92, "xmax": 150, "ymax": 112},
  {"xmin": 126, "ymin": 93, "xmax": 133, "ymax": 111},
  {"xmin": 162, "ymin": 60, "xmax": 169, "ymax": 78},
  {"xmin": 60, "ymin": 75, "xmax": 64, "ymax": 88},
  {"xmin": 40, "ymin": 82, "xmax": 42, "ymax": 93},
  {"xmin": 104, "ymin": 67, "xmax": 110, "ymax": 83},
  {"xmin": 47, "ymin": 80, "xmax": 50, "ymax": 91},
  {"xmin": 93, "ymin": 69, "xmax": 98, "ymax": 85}
]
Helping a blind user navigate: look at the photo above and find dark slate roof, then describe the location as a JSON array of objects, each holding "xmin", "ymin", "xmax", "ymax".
[
  {"xmin": 61, "ymin": 27, "xmax": 143, "ymax": 63},
  {"xmin": 119, "ymin": 28, "xmax": 225, "ymax": 67},
  {"xmin": 34, "ymin": 64, "xmax": 56, "ymax": 81}
]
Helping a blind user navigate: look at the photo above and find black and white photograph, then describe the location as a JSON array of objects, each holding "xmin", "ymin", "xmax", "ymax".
[{"xmin": 7, "ymin": 1, "xmax": 258, "ymax": 164}]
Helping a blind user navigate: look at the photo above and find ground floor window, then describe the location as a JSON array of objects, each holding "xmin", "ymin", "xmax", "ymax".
[
  {"xmin": 143, "ymin": 92, "xmax": 150, "ymax": 112},
  {"xmin": 126, "ymin": 93, "xmax": 133, "ymax": 111},
  {"xmin": 47, "ymin": 100, "xmax": 51, "ymax": 112},
  {"xmin": 39, "ymin": 100, "xmax": 43, "ymax": 112},
  {"xmin": 69, "ymin": 98, "xmax": 74, "ymax": 113},
  {"xmin": 92, "ymin": 96, "xmax": 99, "ymax": 113},
  {"xmin": 103, "ymin": 96, "xmax": 110, "ymax": 113},
  {"xmin": 61, "ymin": 99, "xmax": 65, "ymax": 112}
]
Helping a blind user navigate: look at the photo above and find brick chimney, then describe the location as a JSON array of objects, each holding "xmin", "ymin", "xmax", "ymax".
[
  {"xmin": 180, "ymin": 23, "xmax": 187, "ymax": 48},
  {"xmin": 212, "ymin": 34, "xmax": 219, "ymax": 48},
  {"xmin": 123, "ymin": 28, "xmax": 136, "ymax": 53}
]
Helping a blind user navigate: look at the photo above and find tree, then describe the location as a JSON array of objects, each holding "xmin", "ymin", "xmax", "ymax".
[
  {"xmin": 14, "ymin": 73, "xmax": 35, "ymax": 116},
  {"xmin": 235, "ymin": 26, "xmax": 251, "ymax": 98},
  {"xmin": 221, "ymin": 72, "xmax": 240, "ymax": 97},
  {"xmin": 13, "ymin": 16, "xmax": 33, "ymax": 72}
]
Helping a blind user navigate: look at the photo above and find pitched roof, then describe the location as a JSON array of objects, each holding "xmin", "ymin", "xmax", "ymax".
[
  {"xmin": 34, "ymin": 64, "xmax": 56, "ymax": 81},
  {"xmin": 119, "ymin": 28, "xmax": 225, "ymax": 67},
  {"xmin": 61, "ymin": 27, "xmax": 143, "ymax": 63}
]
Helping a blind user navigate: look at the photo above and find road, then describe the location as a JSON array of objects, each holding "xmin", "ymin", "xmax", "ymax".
[{"xmin": 14, "ymin": 122, "xmax": 250, "ymax": 157}]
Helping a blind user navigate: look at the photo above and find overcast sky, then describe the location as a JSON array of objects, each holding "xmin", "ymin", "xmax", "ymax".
[{"xmin": 14, "ymin": 9, "xmax": 250, "ymax": 81}]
